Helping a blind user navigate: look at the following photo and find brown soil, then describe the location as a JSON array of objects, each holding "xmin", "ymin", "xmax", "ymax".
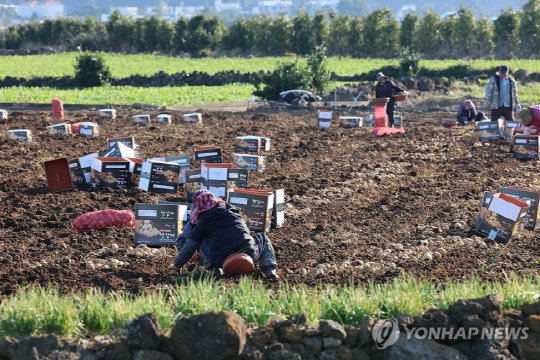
[{"xmin": 1, "ymin": 104, "xmax": 539, "ymax": 297}]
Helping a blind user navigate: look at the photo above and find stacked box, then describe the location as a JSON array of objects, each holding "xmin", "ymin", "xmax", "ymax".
[
  {"xmin": 183, "ymin": 113, "xmax": 202, "ymax": 124},
  {"xmin": 78, "ymin": 152, "xmax": 99, "ymax": 184},
  {"xmin": 108, "ymin": 136, "xmax": 140, "ymax": 157},
  {"xmin": 183, "ymin": 168, "xmax": 201, "ymax": 201},
  {"xmin": 500, "ymin": 187, "xmax": 540, "ymax": 230},
  {"xmin": 79, "ymin": 122, "xmax": 99, "ymax": 137},
  {"xmin": 157, "ymin": 114, "xmax": 172, "ymax": 125},
  {"xmin": 101, "ymin": 141, "xmax": 136, "ymax": 158},
  {"xmin": 504, "ymin": 121, "xmax": 523, "ymax": 140},
  {"xmin": 138, "ymin": 159, "xmax": 181, "ymax": 193},
  {"xmin": 133, "ymin": 114, "xmax": 150, "ymax": 125},
  {"xmin": 475, "ymin": 192, "xmax": 529, "ymax": 244},
  {"xmin": 68, "ymin": 159, "xmax": 85, "ymax": 187},
  {"xmin": 235, "ymin": 136, "xmax": 261, "ymax": 153},
  {"xmin": 339, "ymin": 116, "xmax": 363, "ymax": 128},
  {"xmin": 200, "ymin": 163, "xmax": 248, "ymax": 199},
  {"xmin": 228, "ymin": 189, "xmax": 274, "ymax": 233},
  {"xmin": 134, "ymin": 203, "xmax": 187, "ymax": 246},
  {"xmin": 6, "ymin": 129, "xmax": 32, "ymax": 142},
  {"xmin": 513, "ymin": 135, "xmax": 539, "ymax": 159},
  {"xmin": 90, "ymin": 157, "xmax": 130, "ymax": 188},
  {"xmin": 151, "ymin": 154, "xmax": 190, "ymax": 184},
  {"xmin": 318, "ymin": 110, "xmax": 332, "ymax": 127},
  {"xmin": 157, "ymin": 200, "xmax": 192, "ymax": 226},
  {"xmin": 476, "ymin": 121, "xmax": 501, "ymax": 142},
  {"xmin": 98, "ymin": 109, "xmax": 117, "ymax": 119},
  {"xmin": 193, "ymin": 146, "xmax": 222, "ymax": 164},
  {"xmin": 0, "ymin": 109, "xmax": 7, "ymax": 119},
  {"xmin": 47, "ymin": 123, "xmax": 72, "ymax": 135},
  {"xmin": 233, "ymin": 153, "xmax": 266, "ymax": 173}
]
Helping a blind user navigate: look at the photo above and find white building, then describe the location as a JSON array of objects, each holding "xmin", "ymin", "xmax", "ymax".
[
  {"xmin": 16, "ymin": 1, "xmax": 65, "ymax": 20},
  {"xmin": 305, "ymin": 0, "xmax": 339, "ymax": 14},
  {"xmin": 253, "ymin": 0, "xmax": 293, "ymax": 15},
  {"xmin": 214, "ymin": 0, "xmax": 241, "ymax": 12}
]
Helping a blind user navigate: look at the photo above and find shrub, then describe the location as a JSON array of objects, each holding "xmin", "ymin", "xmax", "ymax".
[
  {"xmin": 74, "ymin": 52, "xmax": 111, "ymax": 88},
  {"xmin": 306, "ymin": 45, "xmax": 331, "ymax": 94},
  {"xmin": 399, "ymin": 48, "xmax": 420, "ymax": 76},
  {"xmin": 253, "ymin": 60, "xmax": 310, "ymax": 100}
]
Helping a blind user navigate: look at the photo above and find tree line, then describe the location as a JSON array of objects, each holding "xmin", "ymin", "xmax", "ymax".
[{"xmin": 1, "ymin": 1, "xmax": 539, "ymax": 59}]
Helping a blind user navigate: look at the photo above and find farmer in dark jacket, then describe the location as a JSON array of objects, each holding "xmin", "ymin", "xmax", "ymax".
[
  {"xmin": 456, "ymin": 100, "xmax": 477, "ymax": 125},
  {"xmin": 375, "ymin": 72, "xmax": 407, "ymax": 127},
  {"xmin": 168, "ymin": 190, "xmax": 279, "ymax": 280}
]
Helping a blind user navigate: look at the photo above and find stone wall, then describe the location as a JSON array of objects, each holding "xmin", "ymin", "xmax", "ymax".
[{"xmin": 1, "ymin": 295, "xmax": 539, "ymax": 360}]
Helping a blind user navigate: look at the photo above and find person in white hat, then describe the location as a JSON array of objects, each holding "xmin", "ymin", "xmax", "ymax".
[
  {"xmin": 518, "ymin": 105, "xmax": 540, "ymax": 135},
  {"xmin": 375, "ymin": 72, "xmax": 407, "ymax": 127}
]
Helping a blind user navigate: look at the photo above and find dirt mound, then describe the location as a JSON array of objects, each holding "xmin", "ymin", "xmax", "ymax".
[{"xmin": 0, "ymin": 107, "xmax": 539, "ymax": 296}]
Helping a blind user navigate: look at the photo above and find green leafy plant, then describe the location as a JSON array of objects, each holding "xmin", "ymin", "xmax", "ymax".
[
  {"xmin": 306, "ymin": 45, "xmax": 331, "ymax": 94},
  {"xmin": 399, "ymin": 48, "xmax": 420, "ymax": 76},
  {"xmin": 74, "ymin": 52, "xmax": 111, "ymax": 88},
  {"xmin": 253, "ymin": 60, "xmax": 311, "ymax": 100}
]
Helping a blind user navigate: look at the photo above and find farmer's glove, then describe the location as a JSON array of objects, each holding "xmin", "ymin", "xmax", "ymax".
[{"xmin": 167, "ymin": 263, "xmax": 182, "ymax": 275}]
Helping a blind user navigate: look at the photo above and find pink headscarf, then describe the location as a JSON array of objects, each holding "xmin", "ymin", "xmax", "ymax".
[{"xmin": 190, "ymin": 190, "xmax": 225, "ymax": 224}]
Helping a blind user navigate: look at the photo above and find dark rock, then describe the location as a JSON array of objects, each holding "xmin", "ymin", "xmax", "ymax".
[
  {"xmin": 103, "ymin": 341, "xmax": 131, "ymax": 360},
  {"xmin": 521, "ymin": 302, "xmax": 540, "ymax": 316},
  {"xmin": 132, "ymin": 349, "xmax": 174, "ymax": 360},
  {"xmin": 125, "ymin": 313, "xmax": 162, "ymax": 350},
  {"xmin": 319, "ymin": 319, "xmax": 346, "ymax": 340},
  {"xmin": 384, "ymin": 336, "xmax": 469, "ymax": 360},
  {"xmin": 249, "ymin": 325, "xmax": 276, "ymax": 348},
  {"xmin": 171, "ymin": 311, "xmax": 246, "ymax": 360}
]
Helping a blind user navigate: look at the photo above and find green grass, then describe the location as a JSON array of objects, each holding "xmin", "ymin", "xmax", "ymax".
[
  {"xmin": 0, "ymin": 53, "xmax": 539, "ymax": 79},
  {"xmin": 1, "ymin": 274, "xmax": 538, "ymax": 338},
  {"xmin": 0, "ymin": 84, "xmax": 256, "ymax": 106}
]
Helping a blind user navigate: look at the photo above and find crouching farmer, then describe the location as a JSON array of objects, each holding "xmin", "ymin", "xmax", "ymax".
[{"xmin": 168, "ymin": 190, "xmax": 279, "ymax": 280}]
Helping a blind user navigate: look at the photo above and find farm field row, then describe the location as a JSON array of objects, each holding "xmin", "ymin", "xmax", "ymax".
[
  {"xmin": 1, "ymin": 81, "xmax": 539, "ymax": 107},
  {"xmin": 0, "ymin": 53, "xmax": 539, "ymax": 79}
]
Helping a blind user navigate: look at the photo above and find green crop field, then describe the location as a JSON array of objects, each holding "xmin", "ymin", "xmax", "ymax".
[{"xmin": 1, "ymin": 53, "xmax": 539, "ymax": 79}]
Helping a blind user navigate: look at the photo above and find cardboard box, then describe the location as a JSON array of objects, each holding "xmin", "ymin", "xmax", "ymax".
[
  {"xmin": 7, "ymin": 129, "xmax": 31, "ymax": 142},
  {"xmin": 235, "ymin": 136, "xmax": 261, "ymax": 152},
  {"xmin": 157, "ymin": 114, "xmax": 172, "ymax": 125},
  {"xmin": 500, "ymin": 187, "xmax": 540, "ymax": 230},
  {"xmin": 79, "ymin": 122, "xmax": 99, "ymax": 137},
  {"xmin": 394, "ymin": 115, "xmax": 403, "ymax": 127},
  {"xmin": 183, "ymin": 168, "xmax": 201, "ymax": 201},
  {"xmin": 339, "ymin": 116, "xmax": 363, "ymax": 128},
  {"xmin": 199, "ymin": 168, "xmax": 248, "ymax": 199},
  {"xmin": 98, "ymin": 109, "xmax": 117, "ymax": 119},
  {"xmin": 240, "ymin": 207, "xmax": 272, "ymax": 233},
  {"xmin": 504, "ymin": 121, "xmax": 523, "ymax": 140},
  {"xmin": 0, "ymin": 109, "xmax": 7, "ymax": 119},
  {"xmin": 233, "ymin": 153, "xmax": 266, "ymax": 172},
  {"xmin": 227, "ymin": 168, "xmax": 249, "ymax": 189},
  {"xmin": 475, "ymin": 192, "xmax": 529, "ymax": 243},
  {"xmin": 46, "ymin": 123, "xmax": 72, "ymax": 135},
  {"xmin": 108, "ymin": 136, "xmax": 136, "ymax": 150},
  {"xmin": 193, "ymin": 146, "xmax": 222, "ymax": 164},
  {"xmin": 125, "ymin": 157, "xmax": 143, "ymax": 186},
  {"xmin": 139, "ymin": 160, "xmax": 181, "ymax": 193},
  {"xmin": 156, "ymin": 200, "xmax": 192, "ymax": 224},
  {"xmin": 183, "ymin": 113, "xmax": 202, "ymax": 124},
  {"xmin": 43, "ymin": 158, "xmax": 73, "ymax": 192},
  {"xmin": 101, "ymin": 141, "xmax": 136, "ymax": 158},
  {"xmin": 476, "ymin": 121, "xmax": 501, "ymax": 142},
  {"xmin": 201, "ymin": 163, "xmax": 239, "ymax": 181},
  {"xmin": 134, "ymin": 203, "xmax": 187, "ymax": 245},
  {"xmin": 90, "ymin": 157, "xmax": 130, "ymax": 188},
  {"xmin": 78, "ymin": 152, "xmax": 99, "ymax": 184},
  {"xmin": 200, "ymin": 179, "xmax": 228, "ymax": 199},
  {"xmin": 365, "ymin": 115, "xmax": 375, "ymax": 126},
  {"xmin": 318, "ymin": 110, "xmax": 332, "ymax": 127},
  {"xmin": 228, "ymin": 189, "xmax": 274, "ymax": 210},
  {"xmin": 271, "ymin": 189, "xmax": 285, "ymax": 228},
  {"xmin": 133, "ymin": 114, "xmax": 150, "ymax": 125},
  {"xmin": 513, "ymin": 135, "xmax": 539, "ymax": 159},
  {"xmin": 151, "ymin": 154, "xmax": 190, "ymax": 183},
  {"xmin": 68, "ymin": 159, "xmax": 85, "ymax": 187}
]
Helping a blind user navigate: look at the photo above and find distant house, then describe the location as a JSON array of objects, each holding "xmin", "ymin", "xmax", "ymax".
[
  {"xmin": 305, "ymin": 0, "xmax": 339, "ymax": 14},
  {"xmin": 100, "ymin": 7, "xmax": 139, "ymax": 22},
  {"xmin": 16, "ymin": 0, "xmax": 65, "ymax": 20},
  {"xmin": 214, "ymin": 0, "xmax": 241, "ymax": 12},
  {"xmin": 253, "ymin": 0, "xmax": 293, "ymax": 15}
]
